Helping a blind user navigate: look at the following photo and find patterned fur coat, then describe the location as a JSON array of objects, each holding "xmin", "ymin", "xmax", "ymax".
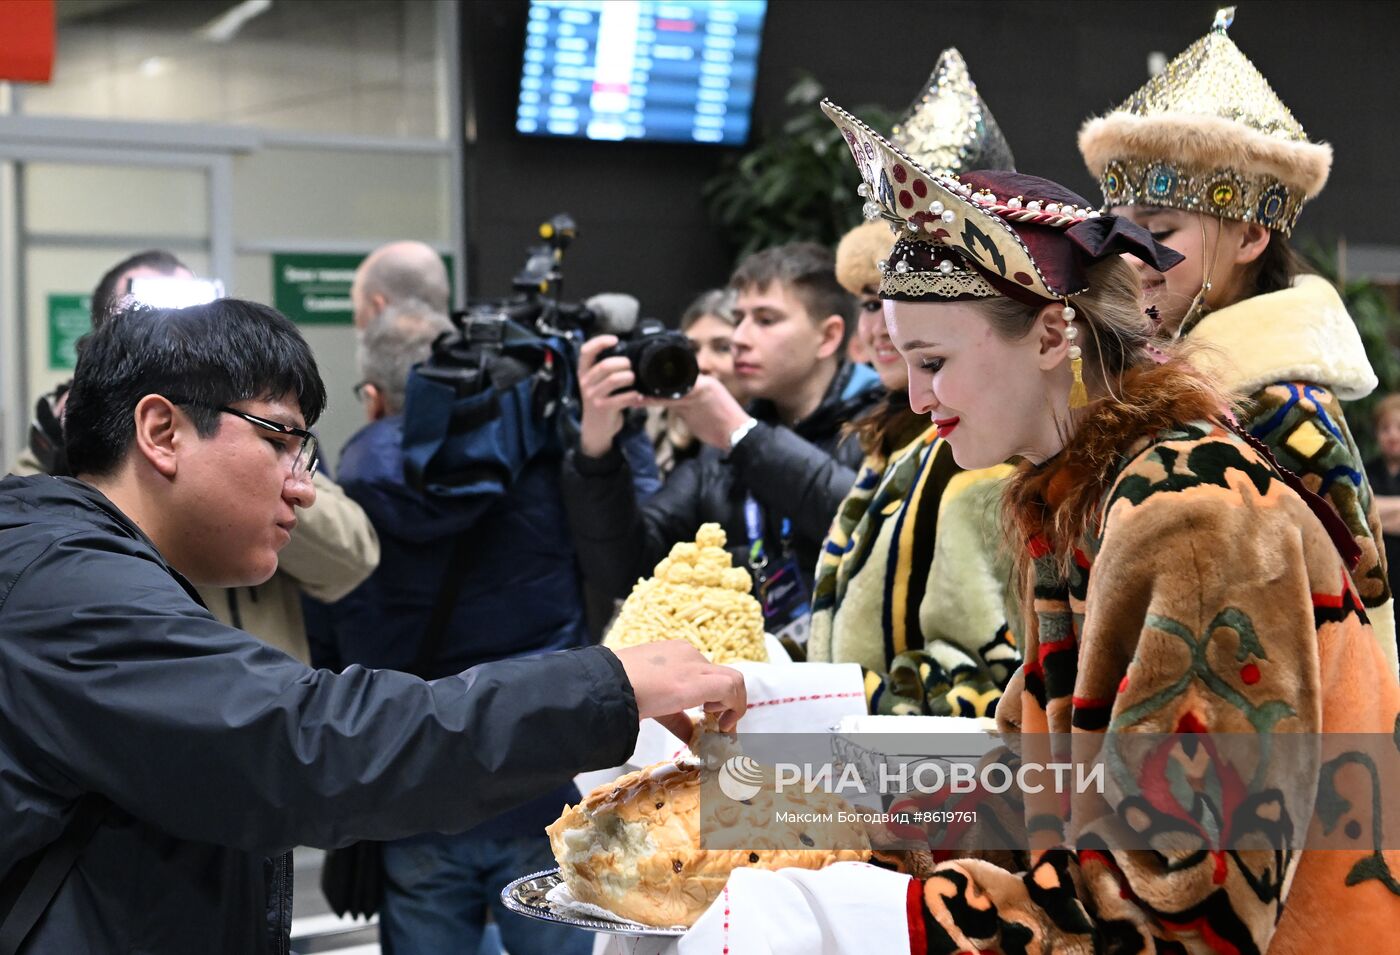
[
  {"xmin": 1184, "ymin": 275, "xmax": 1395, "ymax": 673},
  {"xmin": 906, "ymin": 360, "xmax": 1400, "ymax": 954},
  {"xmin": 808, "ymin": 418, "xmax": 1019, "ymax": 718}
]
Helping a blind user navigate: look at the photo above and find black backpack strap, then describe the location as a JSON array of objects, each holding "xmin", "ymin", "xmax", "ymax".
[
  {"xmin": 412, "ymin": 533, "xmax": 474, "ymax": 678},
  {"xmin": 0, "ymin": 796, "xmax": 107, "ymax": 955}
]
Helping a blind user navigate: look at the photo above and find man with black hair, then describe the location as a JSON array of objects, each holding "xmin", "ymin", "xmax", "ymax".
[
  {"xmin": 562, "ymin": 242, "xmax": 883, "ymax": 644},
  {"xmin": 88, "ymin": 248, "xmax": 194, "ymax": 325},
  {"xmin": 20, "ymin": 250, "xmax": 195, "ymax": 478},
  {"xmin": 10, "ymin": 249, "xmax": 380, "ymax": 663},
  {"xmin": 0, "ymin": 299, "xmax": 745, "ymax": 954}
]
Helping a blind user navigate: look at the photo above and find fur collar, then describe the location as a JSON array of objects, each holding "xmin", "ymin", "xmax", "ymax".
[
  {"xmin": 1186, "ymin": 275, "xmax": 1377, "ymax": 401},
  {"xmin": 1005, "ymin": 359, "xmax": 1227, "ymax": 568}
]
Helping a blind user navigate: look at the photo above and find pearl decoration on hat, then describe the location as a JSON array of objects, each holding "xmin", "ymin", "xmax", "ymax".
[
  {"xmin": 877, "ymin": 259, "xmax": 889, "ymax": 272},
  {"xmin": 857, "ymin": 183, "xmax": 869, "ymax": 198},
  {"xmin": 940, "ymin": 209, "xmax": 956, "ymax": 223},
  {"xmin": 938, "ymin": 259, "xmax": 955, "ymax": 275},
  {"xmin": 895, "ymin": 259, "xmax": 911, "ymax": 273},
  {"xmin": 930, "ymin": 200, "xmax": 944, "ymax": 215}
]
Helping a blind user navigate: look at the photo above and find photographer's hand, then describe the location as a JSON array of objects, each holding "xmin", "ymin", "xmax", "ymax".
[
  {"xmin": 661, "ymin": 375, "xmax": 753, "ymax": 452},
  {"xmin": 578, "ymin": 335, "xmax": 644, "ymax": 459}
]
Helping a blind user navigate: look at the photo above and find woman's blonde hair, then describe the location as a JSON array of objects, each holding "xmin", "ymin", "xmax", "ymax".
[
  {"xmin": 969, "ymin": 256, "xmax": 1154, "ymax": 394},
  {"xmin": 971, "ymin": 257, "xmax": 1222, "ymax": 583}
]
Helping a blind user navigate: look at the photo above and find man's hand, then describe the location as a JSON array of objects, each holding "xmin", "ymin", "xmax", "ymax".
[
  {"xmin": 610, "ymin": 640, "xmax": 747, "ymax": 740},
  {"xmin": 660, "ymin": 375, "xmax": 752, "ymax": 451},
  {"xmin": 577, "ymin": 335, "xmax": 645, "ymax": 459}
]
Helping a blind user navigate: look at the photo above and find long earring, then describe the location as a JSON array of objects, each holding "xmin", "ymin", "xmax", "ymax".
[
  {"xmin": 1064, "ymin": 300, "xmax": 1087, "ymax": 409},
  {"xmin": 1177, "ymin": 215, "xmax": 1216, "ymax": 339}
]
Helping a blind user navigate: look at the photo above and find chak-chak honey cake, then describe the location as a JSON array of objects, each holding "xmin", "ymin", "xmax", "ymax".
[
  {"xmin": 546, "ymin": 757, "xmax": 871, "ymax": 927},
  {"xmin": 604, "ymin": 523, "xmax": 767, "ymax": 663}
]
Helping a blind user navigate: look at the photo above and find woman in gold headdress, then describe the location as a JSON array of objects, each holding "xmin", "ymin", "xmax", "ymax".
[
  {"xmin": 804, "ymin": 96, "xmax": 1400, "ymax": 955},
  {"xmin": 1079, "ymin": 6, "xmax": 1396, "ymax": 670},
  {"xmin": 807, "ymin": 50, "xmax": 1019, "ymax": 719}
]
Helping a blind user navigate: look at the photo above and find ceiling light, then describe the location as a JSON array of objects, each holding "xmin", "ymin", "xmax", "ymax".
[{"xmin": 199, "ymin": 0, "xmax": 273, "ymax": 43}]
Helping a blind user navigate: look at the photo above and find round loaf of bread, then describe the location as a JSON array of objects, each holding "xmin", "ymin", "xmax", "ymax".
[{"xmin": 546, "ymin": 759, "xmax": 870, "ymax": 927}]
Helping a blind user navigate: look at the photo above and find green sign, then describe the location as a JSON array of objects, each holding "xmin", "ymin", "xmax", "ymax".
[
  {"xmin": 272, "ymin": 253, "xmax": 362, "ymax": 325},
  {"xmin": 48, "ymin": 293, "xmax": 92, "ymax": 370},
  {"xmin": 272, "ymin": 251, "xmax": 455, "ymax": 325}
]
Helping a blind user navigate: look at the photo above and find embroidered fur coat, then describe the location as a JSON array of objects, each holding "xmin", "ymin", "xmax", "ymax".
[
  {"xmin": 1185, "ymin": 274, "xmax": 1395, "ymax": 672},
  {"xmin": 808, "ymin": 418, "xmax": 1019, "ymax": 719},
  {"xmin": 906, "ymin": 361, "xmax": 1400, "ymax": 954}
]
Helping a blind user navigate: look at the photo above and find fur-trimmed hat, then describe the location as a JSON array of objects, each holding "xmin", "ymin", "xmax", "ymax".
[
  {"xmin": 1078, "ymin": 7, "xmax": 1331, "ymax": 235},
  {"xmin": 835, "ymin": 220, "xmax": 896, "ymax": 296}
]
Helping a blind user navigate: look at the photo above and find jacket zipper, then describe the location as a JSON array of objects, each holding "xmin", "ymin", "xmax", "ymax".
[{"xmin": 271, "ymin": 851, "xmax": 292, "ymax": 955}]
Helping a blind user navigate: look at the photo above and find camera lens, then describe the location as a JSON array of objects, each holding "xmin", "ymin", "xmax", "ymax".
[{"xmin": 634, "ymin": 338, "xmax": 699, "ymax": 398}]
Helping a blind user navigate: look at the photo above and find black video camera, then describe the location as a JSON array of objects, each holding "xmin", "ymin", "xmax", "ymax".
[{"xmin": 599, "ymin": 320, "xmax": 698, "ymax": 399}]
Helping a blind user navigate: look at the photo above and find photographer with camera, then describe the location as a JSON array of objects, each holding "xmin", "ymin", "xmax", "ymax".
[
  {"xmin": 324, "ymin": 299, "xmax": 602, "ymax": 953},
  {"xmin": 648, "ymin": 288, "xmax": 744, "ymax": 477},
  {"xmin": 562, "ymin": 242, "xmax": 882, "ymax": 648}
]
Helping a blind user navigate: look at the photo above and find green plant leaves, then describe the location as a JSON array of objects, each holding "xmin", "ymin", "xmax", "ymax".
[
  {"xmin": 704, "ymin": 71, "xmax": 895, "ymax": 264},
  {"xmin": 1300, "ymin": 238, "xmax": 1400, "ymax": 462}
]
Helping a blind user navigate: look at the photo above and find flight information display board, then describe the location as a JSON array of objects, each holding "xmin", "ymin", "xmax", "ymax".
[{"xmin": 515, "ymin": 0, "xmax": 767, "ymax": 145}]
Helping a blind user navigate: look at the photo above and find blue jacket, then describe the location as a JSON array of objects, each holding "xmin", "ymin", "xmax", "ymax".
[
  {"xmin": 325, "ymin": 415, "xmax": 619, "ymax": 836},
  {"xmin": 328, "ymin": 416, "xmax": 590, "ymax": 676}
]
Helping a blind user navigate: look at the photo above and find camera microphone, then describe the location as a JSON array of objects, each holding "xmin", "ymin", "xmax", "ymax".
[{"xmin": 583, "ymin": 293, "xmax": 640, "ymax": 336}]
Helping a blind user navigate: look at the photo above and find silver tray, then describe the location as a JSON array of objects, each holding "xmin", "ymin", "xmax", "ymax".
[{"xmin": 500, "ymin": 868, "xmax": 687, "ymax": 938}]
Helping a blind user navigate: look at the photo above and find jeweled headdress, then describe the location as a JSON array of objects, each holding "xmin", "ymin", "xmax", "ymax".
[
  {"xmin": 836, "ymin": 49, "xmax": 1015, "ymax": 297},
  {"xmin": 825, "ymin": 101, "xmax": 1180, "ymax": 307},
  {"xmin": 890, "ymin": 48, "xmax": 1015, "ymax": 179},
  {"xmin": 1078, "ymin": 7, "xmax": 1331, "ymax": 235}
]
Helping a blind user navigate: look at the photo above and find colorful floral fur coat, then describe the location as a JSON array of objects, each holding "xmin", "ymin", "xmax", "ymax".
[
  {"xmin": 1184, "ymin": 275, "xmax": 1395, "ymax": 673},
  {"xmin": 907, "ymin": 361, "xmax": 1400, "ymax": 954},
  {"xmin": 808, "ymin": 418, "xmax": 1019, "ymax": 718}
]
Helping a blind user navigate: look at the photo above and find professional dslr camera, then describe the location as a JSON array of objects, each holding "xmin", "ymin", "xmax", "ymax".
[
  {"xmin": 402, "ymin": 213, "xmax": 697, "ymax": 498},
  {"xmin": 507, "ymin": 215, "xmax": 697, "ymax": 399},
  {"xmin": 599, "ymin": 319, "xmax": 698, "ymax": 399}
]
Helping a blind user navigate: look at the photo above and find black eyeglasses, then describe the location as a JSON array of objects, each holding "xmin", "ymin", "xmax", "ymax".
[{"xmin": 167, "ymin": 398, "xmax": 319, "ymax": 481}]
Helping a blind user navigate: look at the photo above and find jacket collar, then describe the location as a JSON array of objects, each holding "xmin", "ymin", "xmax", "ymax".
[
  {"xmin": 1186, "ymin": 274, "xmax": 1377, "ymax": 401},
  {"xmin": 0, "ymin": 473, "xmax": 202, "ymax": 602},
  {"xmin": 749, "ymin": 361, "xmax": 883, "ymax": 438}
]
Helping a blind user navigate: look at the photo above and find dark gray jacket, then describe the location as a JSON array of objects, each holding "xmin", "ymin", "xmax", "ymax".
[
  {"xmin": 0, "ymin": 475, "xmax": 638, "ymax": 954},
  {"xmin": 561, "ymin": 361, "xmax": 883, "ymax": 601}
]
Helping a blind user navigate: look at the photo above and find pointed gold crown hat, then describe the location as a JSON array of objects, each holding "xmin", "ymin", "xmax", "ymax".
[
  {"xmin": 836, "ymin": 48, "xmax": 1015, "ymax": 296},
  {"xmin": 891, "ymin": 47, "xmax": 1016, "ymax": 178},
  {"xmin": 1078, "ymin": 7, "xmax": 1331, "ymax": 235}
]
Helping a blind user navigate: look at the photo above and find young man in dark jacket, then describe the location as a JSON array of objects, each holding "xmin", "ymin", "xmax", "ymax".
[
  {"xmin": 0, "ymin": 299, "xmax": 745, "ymax": 954},
  {"xmin": 561, "ymin": 243, "xmax": 883, "ymax": 636}
]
